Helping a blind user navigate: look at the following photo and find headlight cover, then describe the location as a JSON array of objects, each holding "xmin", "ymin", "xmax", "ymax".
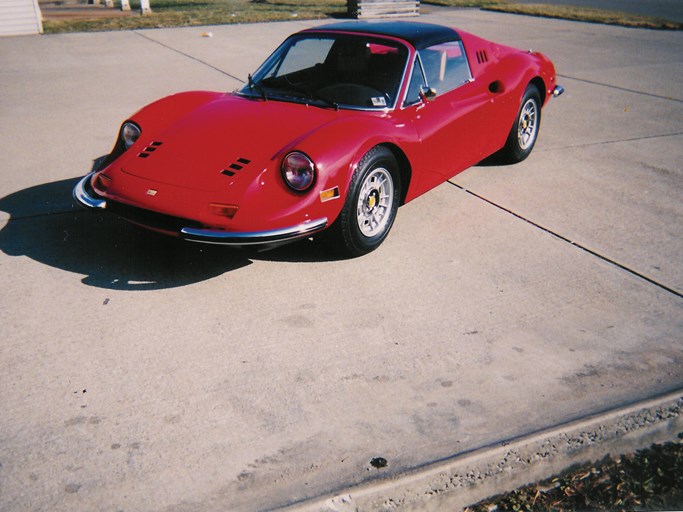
[
  {"xmin": 121, "ymin": 122, "xmax": 141, "ymax": 149},
  {"xmin": 282, "ymin": 151, "xmax": 316, "ymax": 192}
]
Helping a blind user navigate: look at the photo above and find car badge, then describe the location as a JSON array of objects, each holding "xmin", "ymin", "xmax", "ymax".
[{"xmin": 146, "ymin": 189, "xmax": 158, "ymax": 196}]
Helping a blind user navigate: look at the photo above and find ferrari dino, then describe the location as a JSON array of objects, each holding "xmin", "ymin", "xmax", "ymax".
[{"xmin": 74, "ymin": 21, "xmax": 563, "ymax": 256}]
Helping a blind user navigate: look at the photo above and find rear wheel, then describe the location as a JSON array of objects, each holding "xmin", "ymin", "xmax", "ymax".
[
  {"xmin": 500, "ymin": 84, "xmax": 541, "ymax": 163},
  {"xmin": 326, "ymin": 146, "xmax": 401, "ymax": 257}
]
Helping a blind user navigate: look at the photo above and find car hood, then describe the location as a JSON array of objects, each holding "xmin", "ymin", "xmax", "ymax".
[{"xmin": 119, "ymin": 94, "xmax": 341, "ymax": 192}]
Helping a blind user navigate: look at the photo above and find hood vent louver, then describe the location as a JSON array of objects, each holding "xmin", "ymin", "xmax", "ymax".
[
  {"xmin": 138, "ymin": 141, "xmax": 164, "ymax": 159},
  {"xmin": 221, "ymin": 157, "xmax": 251, "ymax": 178}
]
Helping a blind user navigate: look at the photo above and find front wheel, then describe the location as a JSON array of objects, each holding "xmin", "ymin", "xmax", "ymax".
[
  {"xmin": 500, "ymin": 84, "xmax": 541, "ymax": 164},
  {"xmin": 326, "ymin": 146, "xmax": 401, "ymax": 257}
]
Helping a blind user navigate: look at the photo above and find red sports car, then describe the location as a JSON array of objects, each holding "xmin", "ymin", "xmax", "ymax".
[{"xmin": 74, "ymin": 21, "xmax": 563, "ymax": 256}]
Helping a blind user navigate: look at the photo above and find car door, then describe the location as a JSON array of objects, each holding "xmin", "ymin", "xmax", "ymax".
[{"xmin": 404, "ymin": 40, "xmax": 497, "ymax": 179}]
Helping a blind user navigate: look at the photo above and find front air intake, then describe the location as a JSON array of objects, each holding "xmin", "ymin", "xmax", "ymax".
[
  {"xmin": 220, "ymin": 157, "xmax": 251, "ymax": 178},
  {"xmin": 138, "ymin": 141, "xmax": 163, "ymax": 158}
]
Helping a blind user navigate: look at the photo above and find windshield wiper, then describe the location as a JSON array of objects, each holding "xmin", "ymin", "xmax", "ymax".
[
  {"xmin": 283, "ymin": 84, "xmax": 339, "ymax": 111},
  {"xmin": 248, "ymin": 74, "xmax": 268, "ymax": 101}
]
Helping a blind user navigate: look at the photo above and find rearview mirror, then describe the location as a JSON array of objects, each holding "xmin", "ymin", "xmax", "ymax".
[{"xmin": 420, "ymin": 86, "xmax": 437, "ymax": 102}]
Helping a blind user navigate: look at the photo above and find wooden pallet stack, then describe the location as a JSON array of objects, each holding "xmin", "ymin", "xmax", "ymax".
[{"xmin": 348, "ymin": 0, "xmax": 420, "ymax": 19}]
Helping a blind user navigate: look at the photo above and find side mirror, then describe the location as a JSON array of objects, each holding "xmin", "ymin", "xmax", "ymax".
[{"xmin": 420, "ymin": 86, "xmax": 437, "ymax": 102}]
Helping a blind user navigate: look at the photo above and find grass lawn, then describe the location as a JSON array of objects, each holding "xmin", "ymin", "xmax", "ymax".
[
  {"xmin": 484, "ymin": 2, "xmax": 682, "ymax": 30},
  {"xmin": 41, "ymin": 0, "xmax": 682, "ymax": 33},
  {"xmin": 41, "ymin": 0, "xmax": 348, "ymax": 33}
]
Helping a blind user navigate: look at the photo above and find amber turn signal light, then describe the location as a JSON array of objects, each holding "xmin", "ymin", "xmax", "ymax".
[{"xmin": 209, "ymin": 203, "xmax": 239, "ymax": 219}]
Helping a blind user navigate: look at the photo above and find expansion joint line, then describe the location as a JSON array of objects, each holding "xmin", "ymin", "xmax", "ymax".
[
  {"xmin": 134, "ymin": 31, "xmax": 244, "ymax": 83},
  {"xmin": 449, "ymin": 181, "xmax": 683, "ymax": 300},
  {"xmin": 556, "ymin": 73, "xmax": 683, "ymax": 103},
  {"xmin": 538, "ymin": 131, "xmax": 683, "ymax": 151}
]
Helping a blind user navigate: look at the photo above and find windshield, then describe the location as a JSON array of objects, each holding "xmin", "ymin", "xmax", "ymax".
[{"xmin": 238, "ymin": 33, "xmax": 409, "ymax": 110}]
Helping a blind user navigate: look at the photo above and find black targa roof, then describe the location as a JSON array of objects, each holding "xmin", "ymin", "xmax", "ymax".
[{"xmin": 303, "ymin": 21, "xmax": 461, "ymax": 50}]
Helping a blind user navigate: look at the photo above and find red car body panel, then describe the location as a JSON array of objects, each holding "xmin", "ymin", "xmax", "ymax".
[{"xmin": 74, "ymin": 21, "xmax": 561, "ymax": 247}]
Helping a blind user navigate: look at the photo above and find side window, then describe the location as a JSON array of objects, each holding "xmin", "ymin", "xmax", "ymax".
[
  {"xmin": 418, "ymin": 41, "xmax": 472, "ymax": 95},
  {"xmin": 404, "ymin": 57, "xmax": 426, "ymax": 106}
]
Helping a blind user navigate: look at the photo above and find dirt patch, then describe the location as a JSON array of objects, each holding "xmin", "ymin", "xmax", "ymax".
[{"xmin": 40, "ymin": 2, "xmax": 137, "ymax": 21}]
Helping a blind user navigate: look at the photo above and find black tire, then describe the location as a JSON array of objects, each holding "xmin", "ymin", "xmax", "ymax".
[
  {"xmin": 500, "ymin": 84, "xmax": 542, "ymax": 164},
  {"xmin": 326, "ymin": 146, "xmax": 401, "ymax": 257}
]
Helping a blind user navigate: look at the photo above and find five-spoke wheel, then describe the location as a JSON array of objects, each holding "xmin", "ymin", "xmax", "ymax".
[
  {"xmin": 356, "ymin": 167, "xmax": 395, "ymax": 238},
  {"xmin": 500, "ymin": 84, "xmax": 542, "ymax": 163},
  {"xmin": 326, "ymin": 146, "xmax": 401, "ymax": 257},
  {"xmin": 517, "ymin": 96, "xmax": 538, "ymax": 151}
]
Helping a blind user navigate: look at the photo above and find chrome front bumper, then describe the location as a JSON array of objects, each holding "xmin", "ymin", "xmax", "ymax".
[
  {"xmin": 73, "ymin": 172, "xmax": 328, "ymax": 246},
  {"xmin": 73, "ymin": 172, "xmax": 106, "ymax": 209},
  {"xmin": 180, "ymin": 218, "xmax": 328, "ymax": 246}
]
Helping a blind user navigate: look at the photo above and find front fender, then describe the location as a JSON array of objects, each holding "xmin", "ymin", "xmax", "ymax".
[
  {"xmin": 129, "ymin": 90, "xmax": 224, "ymax": 133},
  {"xmin": 293, "ymin": 114, "xmax": 415, "ymax": 218},
  {"xmin": 495, "ymin": 51, "xmax": 557, "ymax": 106},
  {"xmin": 96, "ymin": 91, "xmax": 224, "ymax": 172}
]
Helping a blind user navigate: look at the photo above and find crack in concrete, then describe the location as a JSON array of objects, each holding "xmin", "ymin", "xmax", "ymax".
[
  {"xmin": 557, "ymin": 73, "xmax": 683, "ymax": 103},
  {"xmin": 538, "ymin": 130, "xmax": 683, "ymax": 151},
  {"xmin": 133, "ymin": 30, "xmax": 245, "ymax": 84},
  {"xmin": 448, "ymin": 181, "xmax": 683, "ymax": 300}
]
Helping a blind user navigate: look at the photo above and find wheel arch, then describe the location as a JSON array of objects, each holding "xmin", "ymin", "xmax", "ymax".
[
  {"xmin": 377, "ymin": 142, "xmax": 412, "ymax": 206},
  {"xmin": 529, "ymin": 76, "xmax": 547, "ymax": 105}
]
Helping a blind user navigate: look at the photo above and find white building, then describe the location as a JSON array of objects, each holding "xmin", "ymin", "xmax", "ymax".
[{"xmin": 0, "ymin": 0, "xmax": 43, "ymax": 36}]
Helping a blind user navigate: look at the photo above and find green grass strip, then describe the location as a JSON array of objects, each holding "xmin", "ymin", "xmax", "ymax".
[
  {"xmin": 483, "ymin": 3, "xmax": 682, "ymax": 30},
  {"xmin": 42, "ymin": 0, "xmax": 682, "ymax": 33}
]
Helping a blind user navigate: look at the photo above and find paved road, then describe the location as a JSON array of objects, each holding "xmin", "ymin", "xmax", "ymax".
[
  {"xmin": 1, "ymin": 10, "xmax": 682, "ymax": 512},
  {"xmin": 510, "ymin": 0, "xmax": 683, "ymax": 22}
]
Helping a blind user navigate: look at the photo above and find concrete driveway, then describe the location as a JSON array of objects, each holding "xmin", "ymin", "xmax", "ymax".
[{"xmin": 1, "ymin": 10, "xmax": 682, "ymax": 512}]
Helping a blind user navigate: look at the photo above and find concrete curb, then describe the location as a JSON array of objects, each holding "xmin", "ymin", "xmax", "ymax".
[{"xmin": 289, "ymin": 390, "xmax": 683, "ymax": 511}]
